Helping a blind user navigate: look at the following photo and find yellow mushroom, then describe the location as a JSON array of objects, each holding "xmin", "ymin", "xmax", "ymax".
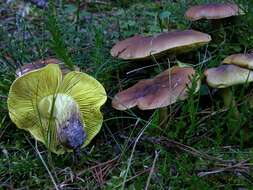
[{"xmin": 8, "ymin": 64, "xmax": 107, "ymax": 154}]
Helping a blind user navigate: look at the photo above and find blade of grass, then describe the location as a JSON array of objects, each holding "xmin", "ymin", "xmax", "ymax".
[{"xmin": 47, "ymin": 0, "xmax": 74, "ymax": 70}]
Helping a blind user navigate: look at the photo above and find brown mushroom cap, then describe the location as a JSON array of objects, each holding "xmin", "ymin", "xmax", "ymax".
[
  {"xmin": 205, "ymin": 64, "xmax": 253, "ymax": 88},
  {"xmin": 110, "ymin": 30, "xmax": 211, "ymax": 60},
  {"xmin": 16, "ymin": 58, "xmax": 79, "ymax": 77},
  {"xmin": 112, "ymin": 66, "xmax": 199, "ymax": 110},
  {"xmin": 222, "ymin": 53, "xmax": 253, "ymax": 69},
  {"xmin": 185, "ymin": 3, "xmax": 242, "ymax": 21}
]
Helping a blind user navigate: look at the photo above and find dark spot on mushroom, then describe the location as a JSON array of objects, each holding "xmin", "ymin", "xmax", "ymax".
[{"xmin": 58, "ymin": 113, "xmax": 86, "ymax": 150}]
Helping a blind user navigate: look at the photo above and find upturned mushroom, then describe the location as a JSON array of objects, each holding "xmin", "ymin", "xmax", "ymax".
[
  {"xmin": 110, "ymin": 30, "xmax": 211, "ymax": 60},
  {"xmin": 112, "ymin": 66, "xmax": 200, "ymax": 127},
  {"xmin": 8, "ymin": 64, "xmax": 107, "ymax": 154}
]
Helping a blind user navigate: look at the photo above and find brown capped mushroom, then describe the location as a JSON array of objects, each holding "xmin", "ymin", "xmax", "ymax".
[
  {"xmin": 112, "ymin": 66, "xmax": 200, "ymax": 128},
  {"xmin": 110, "ymin": 30, "xmax": 211, "ymax": 60},
  {"xmin": 185, "ymin": 3, "xmax": 243, "ymax": 21},
  {"xmin": 16, "ymin": 58, "xmax": 79, "ymax": 77},
  {"xmin": 205, "ymin": 64, "xmax": 253, "ymax": 88},
  {"xmin": 112, "ymin": 66, "xmax": 199, "ymax": 110},
  {"xmin": 222, "ymin": 53, "xmax": 253, "ymax": 69}
]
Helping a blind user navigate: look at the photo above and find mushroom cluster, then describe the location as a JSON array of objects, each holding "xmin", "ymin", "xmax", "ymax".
[
  {"xmin": 110, "ymin": 2, "xmax": 246, "ymax": 128},
  {"xmin": 110, "ymin": 29, "xmax": 211, "ymax": 127},
  {"xmin": 183, "ymin": 2, "xmax": 247, "ymax": 117}
]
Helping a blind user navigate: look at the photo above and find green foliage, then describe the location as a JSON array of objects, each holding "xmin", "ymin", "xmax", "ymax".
[{"xmin": 46, "ymin": 0, "xmax": 74, "ymax": 70}]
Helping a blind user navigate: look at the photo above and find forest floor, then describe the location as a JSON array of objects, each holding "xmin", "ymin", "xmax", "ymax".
[{"xmin": 1, "ymin": 0, "xmax": 253, "ymax": 189}]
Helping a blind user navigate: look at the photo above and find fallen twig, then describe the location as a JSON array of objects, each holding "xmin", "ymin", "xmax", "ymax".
[
  {"xmin": 0, "ymin": 95, "xmax": 7, "ymax": 100},
  {"xmin": 198, "ymin": 160, "xmax": 250, "ymax": 177},
  {"xmin": 114, "ymin": 168, "xmax": 154, "ymax": 189},
  {"xmin": 91, "ymin": 158, "xmax": 116, "ymax": 186},
  {"xmin": 122, "ymin": 134, "xmax": 253, "ymax": 182},
  {"xmin": 60, "ymin": 156, "xmax": 119, "ymax": 185},
  {"xmin": 139, "ymin": 135, "xmax": 236, "ymax": 164}
]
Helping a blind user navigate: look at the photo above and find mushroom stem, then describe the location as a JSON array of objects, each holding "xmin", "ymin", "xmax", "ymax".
[
  {"xmin": 73, "ymin": 146, "xmax": 81, "ymax": 164},
  {"xmin": 210, "ymin": 20, "xmax": 226, "ymax": 43},
  {"xmin": 210, "ymin": 19, "xmax": 223, "ymax": 29},
  {"xmin": 220, "ymin": 87, "xmax": 240, "ymax": 118},
  {"xmin": 158, "ymin": 107, "xmax": 168, "ymax": 128}
]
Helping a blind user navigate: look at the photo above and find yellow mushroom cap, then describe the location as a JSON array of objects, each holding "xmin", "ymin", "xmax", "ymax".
[
  {"xmin": 8, "ymin": 64, "xmax": 107, "ymax": 154},
  {"xmin": 185, "ymin": 3, "xmax": 243, "ymax": 21},
  {"xmin": 112, "ymin": 66, "xmax": 200, "ymax": 110},
  {"xmin": 222, "ymin": 53, "xmax": 253, "ymax": 69},
  {"xmin": 205, "ymin": 64, "xmax": 253, "ymax": 88},
  {"xmin": 110, "ymin": 30, "xmax": 211, "ymax": 60}
]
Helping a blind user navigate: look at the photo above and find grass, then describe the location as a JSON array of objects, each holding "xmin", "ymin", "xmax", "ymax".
[{"xmin": 1, "ymin": 0, "xmax": 253, "ymax": 189}]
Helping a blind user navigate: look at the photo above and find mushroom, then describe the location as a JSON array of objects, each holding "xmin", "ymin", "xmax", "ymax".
[
  {"xmin": 110, "ymin": 30, "xmax": 211, "ymax": 60},
  {"xmin": 205, "ymin": 64, "xmax": 253, "ymax": 88},
  {"xmin": 222, "ymin": 53, "xmax": 253, "ymax": 69},
  {"xmin": 185, "ymin": 3, "xmax": 244, "ymax": 35},
  {"xmin": 112, "ymin": 66, "xmax": 200, "ymax": 127},
  {"xmin": 16, "ymin": 58, "xmax": 79, "ymax": 77},
  {"xmin": 8, "ymin": 64, "xmax": 107, "ymax": 154},
  {"xmin": 185, "ymin": 3, "xmax": 243, "ymax": 22},
  {"xmin": 204, "ymin": 64, "xmax": 253, "ymax": 117}
]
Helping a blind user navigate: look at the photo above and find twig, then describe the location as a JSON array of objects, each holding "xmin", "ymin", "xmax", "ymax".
[
  {"xmin": 0, "ymin": 95, "xmax": 7, "ymax": 100},
  {"xmin": 143, "ymin": 136, "xmax": 235, "ymax": 164},
  {"xmin": 85, "ymin": 0, "xmax": 110, "ymax": 5},
  {"xmin": 126, "ymin": 62, "xmax": 175, "ymax": 75},
  {"xmin": 198, "ymin": 160, "xmax": 250, "ymax": 177},
  {"xmin": 114, "ymin": 168, "xmax": 153, "ymax": 189},
  {"xmin": 61, "ymin": 156, "xmax": 119, "ymax": 185},
  {"xmin": 120, "ymin": 134, "xmax": 236, "ymax": 164},
  {"xmin": 91, "ymin": 161, "xmax": 114, "ymax": 186},
  {"xmin": 77, "ymin": 156, "xmax": 119, "ymax": 177}
]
